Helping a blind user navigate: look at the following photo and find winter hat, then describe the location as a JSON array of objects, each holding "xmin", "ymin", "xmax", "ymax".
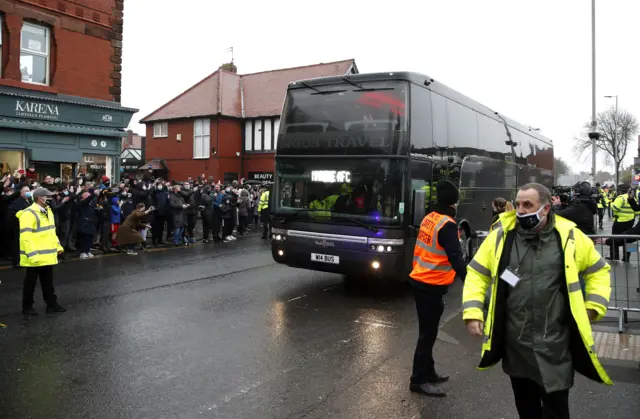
[{"xmin": 436, "ymin": 180, "xmax": 459, "ymax": 206}]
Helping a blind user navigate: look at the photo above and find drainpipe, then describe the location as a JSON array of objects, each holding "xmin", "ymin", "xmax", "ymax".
[{"xmin": 240, "ymin": 77, "xmax": 246, "ymax": 179}]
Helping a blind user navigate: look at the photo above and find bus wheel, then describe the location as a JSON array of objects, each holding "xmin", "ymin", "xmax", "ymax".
[{"xmin": 459, "ymin": 226, "xmax": 472, "ymax": 263}]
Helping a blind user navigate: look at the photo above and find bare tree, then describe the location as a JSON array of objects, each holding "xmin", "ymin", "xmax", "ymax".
[
  {"xmin": 554, "ymin": 157, "xmax": 569, "ymax": 184},
  {"xmin": 574, "ymin": 106, "xmax": 639, "ymax": 185}
]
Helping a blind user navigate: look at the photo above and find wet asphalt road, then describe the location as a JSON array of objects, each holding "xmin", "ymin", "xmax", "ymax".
[{"xmin": 0, "ymin": 234, "xmax": 639, "ymax": 419}]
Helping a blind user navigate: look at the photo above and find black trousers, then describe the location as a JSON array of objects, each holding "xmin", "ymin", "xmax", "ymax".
[
  {"xmin": 77, "ymin": 232, "xmax": 93, "ymax": 255},
  {"xmin": 410, "ymin": 285, "xmax": 445, "ymax": 385},
  {"xmin": 610, "ymin": 220, "xmax": 634, "ymax": 260},
  {"xmin": 212, "ymin": 214, "xmax": 222, "ymax": 240},
  {"xmin": 152, "ymin": 214, "xmax": 166, "ymax": 245},
  {"xmin": 202, "ymin": 214, "xmax": 212, "ymax": 240},
  {"xmin": 597, "ymin": 208, "xmax": 604, "ymax": 227},
  {"xmin": 23, "ymin": 265, "xmax": 57, "ymax": 310},
  {"xmin": 57, "ymin": 219, "xmax": 71, "ymax": 250},
  {"xmin": 9, "ymin": 227, "xmax": 20, "ymax": 266},
  {"xmin": 222, "ymin": 217, "xmax": 234, "ymax": 238},
  {"xmin": 261, "ymin": 208, "xmax": 271, "ymax": 238},
  {"xmin": 510, "ymin": 376, "xmax": 570, "ymax": 419}
]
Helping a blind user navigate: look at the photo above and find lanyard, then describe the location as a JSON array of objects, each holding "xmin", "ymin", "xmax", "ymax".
[{"xmin": 513, "ymin": 240, "xmax": 532, "ymax": 275}]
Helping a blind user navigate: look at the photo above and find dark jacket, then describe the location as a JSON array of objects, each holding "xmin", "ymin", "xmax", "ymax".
[
  {"xmin": 152, "ymin": 187, "xmax": 170, "ymax": 216},
  {"xmin": 169, "ymin": 192, "xmax": 186, "ymax": 228},
  {"xmin": 76, "ymin": 196, "xmax": 98, "ymax": 235},
  {"xmin": 180, "ymin": 190, "xmax": 197, "ymax": 216},
  {"xmin": 200, "ymin": 192, "xmax": 214, "ymax": 221},
  {"xmin": 552, "ymin": 199, "xmax": 597, "ymax": 235},
  {"xmin": 238, "ymin": 190, "xmax": 250, "ymax": 216}
]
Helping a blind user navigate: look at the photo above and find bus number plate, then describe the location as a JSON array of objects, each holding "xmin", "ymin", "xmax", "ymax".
[{"xmin": 311, "ymin": 253, "xmax": 340, "ymax": 264}]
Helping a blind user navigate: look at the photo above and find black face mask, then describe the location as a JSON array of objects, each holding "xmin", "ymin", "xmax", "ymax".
[{"xmin": 516, "ymin": 206, "xmax": 546, "ymax": 230}]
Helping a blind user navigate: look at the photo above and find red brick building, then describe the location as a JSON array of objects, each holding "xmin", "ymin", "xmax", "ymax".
[
  {"xmin": 0, "ymin": 0, "xmax": 136, "ymax": 182},
  {"xmin": 140, "ymin": 59, "xmax": 358, "ymax": 183}
]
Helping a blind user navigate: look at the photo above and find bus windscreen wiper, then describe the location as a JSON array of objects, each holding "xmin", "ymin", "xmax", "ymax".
[
  {"xmin": 352, "ymin": 87, "xmax": 395, "ymax": 92},
  {"xmin": 299, "ymin": 81, "xmax": 347, "ymax": 96},
  {"xmin": 341, "ymin": 217, "xmax": 379, "ymax": 233},
  {"xmin": 281, "ymin": 208, "xmax": 311, "ymax": 223}
]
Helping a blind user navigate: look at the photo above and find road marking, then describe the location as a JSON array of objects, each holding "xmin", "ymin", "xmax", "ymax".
[
  {"xmin": 322, "ymin": 284, "xmax": 340, "ymax": 291},
  {"xmin": 353, "ymin": 319, "xmax": 396, "ymax": 329},
  {"xmin": 200, "ymin": 380, "xmax": 263, "ymax": 412},
  {"xmin": 439, "ymin": 308, "xmax": 462, "ymax": 328},
  {"xmin": 287, "ymin": 295, "xmax": 307, "ymax": 302},
  {"xmin": 437, "ymin": 330, "xmax": 460, "ymax": 345}
]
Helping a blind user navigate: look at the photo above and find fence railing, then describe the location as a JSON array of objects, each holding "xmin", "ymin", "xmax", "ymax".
[{"xmin": 468, "ymin": 231, "xmax": 640, "ymax": 333}]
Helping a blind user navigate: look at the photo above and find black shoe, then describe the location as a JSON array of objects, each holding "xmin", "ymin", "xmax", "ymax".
[
  {"xmin": 22, "ymin": 308, "xmax": 38, "ymax": 317},
  {"xmin": 426, "ymin": 374, "xmax": 450, "ymax": 384},
  {"xmin": 46, "ymin": 305, "xmax": 67, "ymax": 313},
  {"xmin": 409, "ymin": 383, "xmax": 447, "ymax": 397}
]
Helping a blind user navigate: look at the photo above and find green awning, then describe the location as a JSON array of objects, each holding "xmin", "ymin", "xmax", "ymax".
[{"xmin": 0, "ymin": 117, "xmax": 126, "ymax": 137}]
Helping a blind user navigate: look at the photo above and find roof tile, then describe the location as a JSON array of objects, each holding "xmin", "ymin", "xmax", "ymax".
[{"xmin": 141, "ymin": 59, "xmax": 355, "ymax": 123}]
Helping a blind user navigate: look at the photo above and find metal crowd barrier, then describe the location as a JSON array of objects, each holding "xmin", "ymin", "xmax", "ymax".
[
  {"xmin": 589, "ymin": 234, "xmax": 640, "ymax": 333},
  {"xmin": 468, "ymin": 231, "xmax": 640, "ymax": 333}
]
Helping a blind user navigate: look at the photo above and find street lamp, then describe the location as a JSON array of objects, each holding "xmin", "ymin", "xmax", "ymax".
[
  {"xmin": 590, "ymin": 0, "xmax": 597, "ymax": 183},
  {"xmin": 605, "ymin": 94, "xmax": 619, "ymax": 182}
]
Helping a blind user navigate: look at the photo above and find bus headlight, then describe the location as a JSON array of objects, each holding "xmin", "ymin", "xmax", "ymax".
[
  {"xmin": 272, "ymin": 228, "xmax": 288, "ymax": 242},
  {"xmin": 367, "ymin": 238, "xmax": 404, "ymax": 253}
]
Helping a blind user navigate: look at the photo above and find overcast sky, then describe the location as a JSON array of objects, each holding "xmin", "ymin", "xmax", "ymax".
[{"xmin": 120, "ymin": 0, "xmax": 639, "ymax": 175}]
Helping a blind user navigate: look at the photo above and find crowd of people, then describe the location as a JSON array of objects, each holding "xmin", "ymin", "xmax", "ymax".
[{"xmin": 1, "ymin": 170, "xmax": 272, "ymax": 267}]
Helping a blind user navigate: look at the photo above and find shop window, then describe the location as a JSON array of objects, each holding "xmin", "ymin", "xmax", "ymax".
[
  {"xmin": 20, "ymin": 23, "xmax": 50, "ymax": 85},
  {"xmin": 193, "ymin": 118, "xmax": 210, "ymax": 159},
  {"xmin": 153, "ymin": 122, "xmax": 168, "ymax": 138}
]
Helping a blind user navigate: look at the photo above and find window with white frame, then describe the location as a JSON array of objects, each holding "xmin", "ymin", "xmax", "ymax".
[
  {"xmin": 193, "ymin": 119, "xmax": 210, "ymax": 159},
  {"xmin": 153, "ymin": 122, "xmax": 168, "ymax": 138},
  {"xmin": 245, "ymin": 118, "xmax": 279, "ymax": 152},
  {"xmin": 20, "ymin": 23, "xmax": 49, "ymax": 85}
]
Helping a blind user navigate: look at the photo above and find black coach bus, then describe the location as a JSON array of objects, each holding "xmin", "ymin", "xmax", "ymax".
[{"xmin": 270, "ymin": 72, "xmax": 554, "ymax": 282}]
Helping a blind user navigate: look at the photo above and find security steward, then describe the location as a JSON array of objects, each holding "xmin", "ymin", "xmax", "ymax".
[
  {"xmin": 463, "ymin": 183, "xmax": 611, "ymax": 418},
  {"xmin": 258, "ymin": 183, "xmax": 271, "ymax": 239},
  {"xmin": 595, "ymin": 183, "xmax": 607, "ymax": 230},
  {"xmin": 17, "ymin": 187, "xmax": 66, "ymax": 316},
  {"xmin": 409, "ymin": 180, "xmax": 467, "ymax": 397},
  {"xmin": 610, "ymin": 184, "xmax": 636, "ymax": 261}
]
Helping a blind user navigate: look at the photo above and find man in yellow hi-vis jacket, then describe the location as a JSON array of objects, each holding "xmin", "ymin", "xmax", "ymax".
[
  {"xmin": 258, "ymin": 185, "xmax": 271, "ymax": 239},
  {"xmin": 462, "ymin": 183, "xmax": 611, "ymax": 419},
  {"xmin": 17, "ymin": 188, "xmax": 66, "ymax": 316}
]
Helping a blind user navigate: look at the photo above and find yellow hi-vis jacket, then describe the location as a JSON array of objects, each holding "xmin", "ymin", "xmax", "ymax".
[
  {"xmin": 462, "ymin": 212, "xmax": 612, "ymax": 385},
  {"xmin": 17, "ymin": 203, "xmax": 63, "ymax": 267},
  {"xmin": 597, "ymin": 189, "xmax": 608, "ymax": 209},
  {"xmin": 258, "ymin": 191, "xmax": 270, "ymax": 212},
  {"xmin": 612, "ymin": 194, "xmax": 635, "ymax": 222}
]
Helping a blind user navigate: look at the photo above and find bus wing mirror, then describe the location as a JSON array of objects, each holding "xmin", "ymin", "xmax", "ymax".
[{"xmin": 413, "ymin": 190, "xmax": 427, "ymax": 225}]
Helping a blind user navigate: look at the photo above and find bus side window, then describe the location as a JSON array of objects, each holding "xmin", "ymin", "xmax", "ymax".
[{"xmin": 410, "ymin": 160, "xmax": 433, "ymax": 214}]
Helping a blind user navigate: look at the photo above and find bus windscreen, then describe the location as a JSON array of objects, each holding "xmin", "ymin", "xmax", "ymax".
[{"xmin": 275, "ymin": 157, "xmax": 406, "ymax": 227}]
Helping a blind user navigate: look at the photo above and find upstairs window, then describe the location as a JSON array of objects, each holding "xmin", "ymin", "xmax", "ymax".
[
  {"xmin": 193, "ymin": 119, "xmax": 210, "ymax": 159},
  {"xmin": 153, "ymin": 122, "xmax": 168, "ymax": 138},
  {"xmin": 20, "ymin": 23, "xmax": 49, "ymax": 85}
]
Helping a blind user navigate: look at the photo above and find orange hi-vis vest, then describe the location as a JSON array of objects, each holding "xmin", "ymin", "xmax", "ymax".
[{"xmin": 410, "ymin": 211, "xmax": 458, "ymax": 285}]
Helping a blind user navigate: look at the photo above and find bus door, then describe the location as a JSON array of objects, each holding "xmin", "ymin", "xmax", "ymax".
[{"xmin": 408, "ymin": 159, "xmax": 433, "ymax": 275}]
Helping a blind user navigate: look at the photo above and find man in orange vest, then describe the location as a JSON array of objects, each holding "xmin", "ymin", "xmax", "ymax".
[{"xmin": 410, "ymin": 180, "xmax": 467, "ymax": 397}]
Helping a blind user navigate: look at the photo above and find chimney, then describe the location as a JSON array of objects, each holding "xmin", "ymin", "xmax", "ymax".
[{"xmin": 219, "ymin": 62, "xmax": 237, "ymax": 73}]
